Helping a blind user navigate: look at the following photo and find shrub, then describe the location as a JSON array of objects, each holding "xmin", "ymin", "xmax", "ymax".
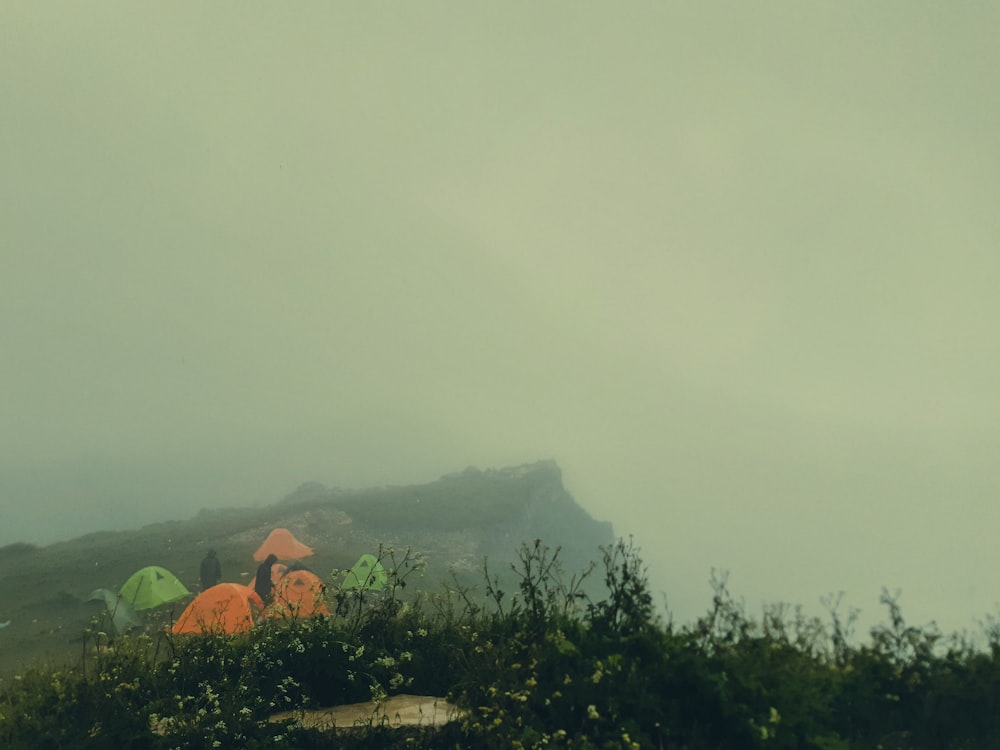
[{"xmin": 4, "ymin": 539, "xmax": 1000, "ymax": 748}]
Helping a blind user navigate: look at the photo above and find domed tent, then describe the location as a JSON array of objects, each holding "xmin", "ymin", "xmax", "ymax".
[
  {"xmin": 341, "ymin": 553, "xmax": 388, "ymax": 591},
  {"xmin": 268, "ymin": 569, "xmax": 329, "ymax": 619},
  {"xmin": 253, "ymin": 528, "xmax": 314, "ymax": 561},
  {"xmin": 119, "ymin": 566, "xmax": 190, "ymax": 611},
  {"xmin": 172, "ymin": 583, "xmax": 264, "ymax": 635},
  {"xmin": 87, "ymin": 588, "xmax": 144, "ymax": 634}
]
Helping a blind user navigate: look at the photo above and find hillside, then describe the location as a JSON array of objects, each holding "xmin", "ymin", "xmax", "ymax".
[{"xmin": 0, "ymin": 460, "xmax": 612, "ymax": 678}]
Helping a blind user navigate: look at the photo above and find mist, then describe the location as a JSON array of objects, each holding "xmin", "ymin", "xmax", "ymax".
[{"xmin": 3, "ymin": 3, "xmax": 999, "ymax": 636}]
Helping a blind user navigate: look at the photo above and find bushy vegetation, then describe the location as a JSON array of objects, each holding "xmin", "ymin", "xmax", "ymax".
[{"xmin": 2, "ymin": 539, "xmax": 1000, "ymax": 749}]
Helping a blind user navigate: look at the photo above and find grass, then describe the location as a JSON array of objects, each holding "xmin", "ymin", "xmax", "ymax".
[
  {"xmin": 0, "ymin": 461, "xmax": 609, "ymax": 678},
  {"xmin": 5, "ymin": 537, "xmax": 1000, "ymax": 748}
]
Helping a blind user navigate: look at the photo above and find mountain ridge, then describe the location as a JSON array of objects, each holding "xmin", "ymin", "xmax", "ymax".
[{"xmin": 0, "ymin": 460, "xmax": 613, "ymax": 677}]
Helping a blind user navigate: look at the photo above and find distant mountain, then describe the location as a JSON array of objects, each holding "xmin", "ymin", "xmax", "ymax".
[
  {"xmin": 0, "ymin": 461, "xmax": 613, "ymax": 677},
  {"xmin": 278, "ymin": 459, "xmax": 614, "ymax": 572}
]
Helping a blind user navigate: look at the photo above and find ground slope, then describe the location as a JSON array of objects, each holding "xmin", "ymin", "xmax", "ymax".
[{"xmin": 0, "ymin": 461, "xmax": 612, "ymax": 677}]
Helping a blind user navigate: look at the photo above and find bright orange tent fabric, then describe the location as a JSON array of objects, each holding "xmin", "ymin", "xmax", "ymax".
[
  {"xmin": 267, "ymin": 569, "xmax": 330, "ymax": 619},
  {"xmin": 172, "ymin": 583, "xmax": 264, "ymax": 635},
  {"xmin": 253, "ymin": 528, "xmax": 314, "ymax": 561}
]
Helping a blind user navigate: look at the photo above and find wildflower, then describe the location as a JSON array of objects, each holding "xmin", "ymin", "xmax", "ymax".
[{"xmin": 586, "ymin": 704, "xmax": 600, "ymax": 720}]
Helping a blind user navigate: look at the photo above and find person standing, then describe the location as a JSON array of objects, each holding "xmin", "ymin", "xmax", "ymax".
[
  {"xmin": 255, "ymin": 554, "xmax": 278, "ymax": 605},
  {"xmin": 200, "ymin": 550, "xmax": 222, "ymax": 591}
]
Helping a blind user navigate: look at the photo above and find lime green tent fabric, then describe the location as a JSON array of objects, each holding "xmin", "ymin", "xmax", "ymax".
[
  {"xmin": 341, "ymin": 554, "xmax": 388, "ymax": 591},
  {"xmin": 120, "ymin": 566, "xmax": 191, "ymax": 610}
]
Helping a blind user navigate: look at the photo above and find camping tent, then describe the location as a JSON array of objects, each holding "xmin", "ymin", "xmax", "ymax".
[
  {"xmin": 172, "ymin": 583, "xmax": 264, "ymax": 635},
  {"xmin": 119, "ymin": 566, "xmax": 190, "ymax": 610},
  {"xmin": 253, "ymin": 528, "xmax": 314, "ymax": 561},
  {"xmin": 341, "ymin": 553, "xmax": 388, "ymax": 591},
  {"xmin": 87, "ymin": 588, "xmax": 144, "ymax": 634},
  {"xmin": 268, "ymin": 569, "xmax": 330, "ymax": 619}
]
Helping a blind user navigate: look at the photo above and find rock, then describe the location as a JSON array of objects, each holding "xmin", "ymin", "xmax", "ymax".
[{"xmin": 268, "ymin": 694, "xmax": 464, "ymax": 730}]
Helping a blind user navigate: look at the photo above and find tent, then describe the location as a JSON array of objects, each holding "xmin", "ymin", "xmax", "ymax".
[
  {"xmin": 268, "ymin": 569, "xmax": 330, "ymax": 619},
  {"xmin": 253, "ymin": 528, "xmax": 314, "ymax": 561},
  {"xmin": 172, "ymin": 583, "xmax": 264, "ymax": 635},
  {"xmin": 341, "ymin": 553, "xmax": 388, "ymax": 591},
  {"xmin": 87, "ymin": 588, "xmax": 144, "ymax": 634},
  {"xmin": 119, "ymin": 566, "xmax": 190, "ymax": 610}
]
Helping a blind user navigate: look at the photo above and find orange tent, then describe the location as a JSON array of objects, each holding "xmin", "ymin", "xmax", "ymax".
[
  {"xmin": 267, "ymin": 569, "xmax": 330, "ymax": 619},
  {"xmin": 172, "ymin": 583, "xmax": 264, "ymax": 635},
  {"xmin": 253, "ymin": 528, "xmax": 314, "ymax": 561}
]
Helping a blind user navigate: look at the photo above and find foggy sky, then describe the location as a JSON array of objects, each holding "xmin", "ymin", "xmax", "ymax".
[{"xmin": 3, "ymin": 3, "xmax": 999, "ymax": 635}]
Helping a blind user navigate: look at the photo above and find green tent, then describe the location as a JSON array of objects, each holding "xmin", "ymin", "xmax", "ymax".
[
  {"xmin": 119, "ymin": 566, "xmax": 191, "ymax": 610},
  {"xmin": 341, "ymin": 554, "xmax": 388, "ymax": 591}
]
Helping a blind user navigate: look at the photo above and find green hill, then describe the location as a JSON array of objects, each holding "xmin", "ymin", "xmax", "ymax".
[{"xmin": 0, "ymin": 461, "xmax": 612, "ymax": 678}]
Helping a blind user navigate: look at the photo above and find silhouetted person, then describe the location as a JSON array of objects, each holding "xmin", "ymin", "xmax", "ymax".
[
  {"xmin": 200, "ymin": 550, "xmax": 222, "ymax": 591},
  {"xmin": 255, "ymin": 554, "xmax": 278, "ymax": 605}
]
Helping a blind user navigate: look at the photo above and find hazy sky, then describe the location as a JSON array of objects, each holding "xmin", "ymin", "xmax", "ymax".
[{"xmin": 3, "ymin": 3, "xmax": 999, "ymax": 635}]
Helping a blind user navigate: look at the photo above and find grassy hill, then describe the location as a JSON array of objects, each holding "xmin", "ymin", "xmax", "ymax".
[
  {"xmin": 0, "ymin": 461, "xmax": 612, "ymax": 678},
  {"xmin": 4, "ymin": 469, "xmax": 1000, "ymax": 748}
]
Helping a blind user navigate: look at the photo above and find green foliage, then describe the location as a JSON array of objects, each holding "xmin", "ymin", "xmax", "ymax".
[
  {"xmin": 3, "ymin": 539, "xmax": 1000, "ymax": 748},
  {"xmin": 587, "ymin": 536, "xmax": 655, "ymax": 637}
]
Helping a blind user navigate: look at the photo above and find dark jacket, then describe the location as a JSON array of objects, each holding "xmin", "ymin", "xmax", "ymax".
[
  {"xmin": 200, "ymin": 551, "xmax": 222, "ymax": 590},
  {"xmin": 255, "ymin": 555, "xmax": 278, "ymax": 604}
]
